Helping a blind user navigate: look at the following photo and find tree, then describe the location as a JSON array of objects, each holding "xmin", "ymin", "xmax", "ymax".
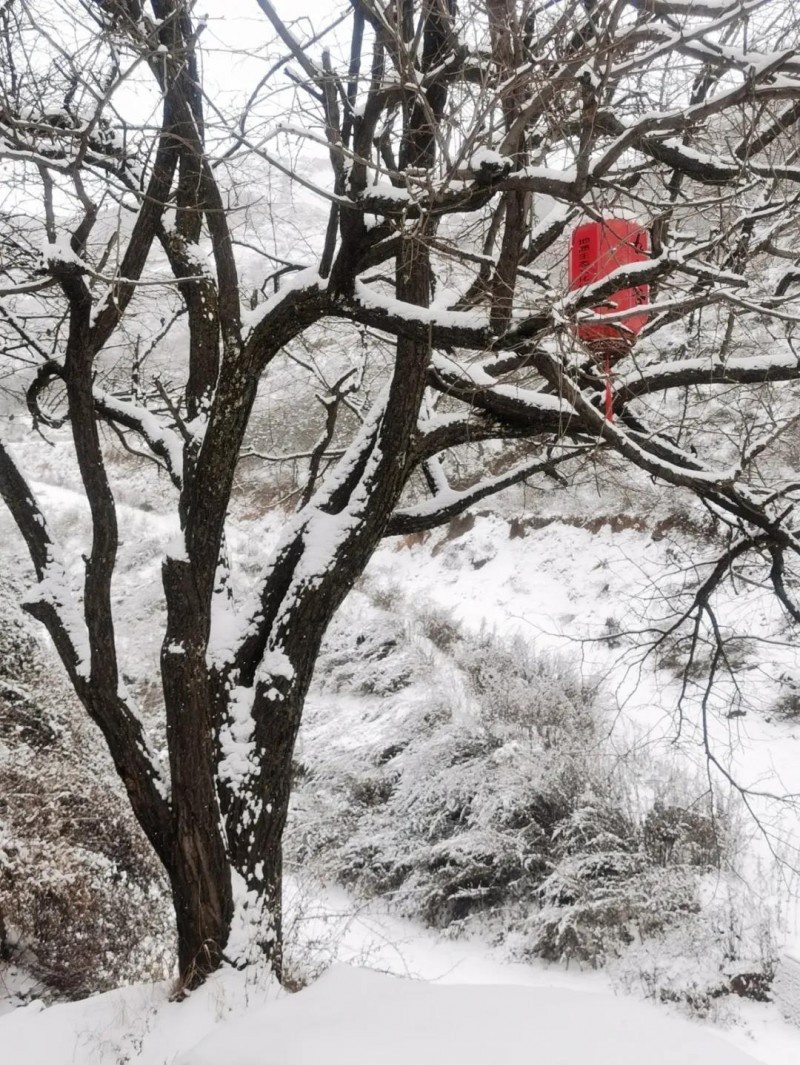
[{"xmin": 2, "ymin": 0, "xmax": 800, "ymax": 988}]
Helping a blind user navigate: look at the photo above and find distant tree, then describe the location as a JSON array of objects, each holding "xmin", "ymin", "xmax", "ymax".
[{"xmin": 2, "ymin": 0, "xmax": 800, "ymax": 987}]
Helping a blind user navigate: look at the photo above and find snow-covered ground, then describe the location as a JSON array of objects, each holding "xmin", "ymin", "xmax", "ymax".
[
  {"xmin": 4, "ymin": 439, "xmax": 800, "ymax": 1062},
  {"xmin": 3, "ymin": 885, "xmax": 800, "ymax": 1065},
  {"xmin": 176, "ymin": 966, "xmax": 772, "ymax": 1065}
]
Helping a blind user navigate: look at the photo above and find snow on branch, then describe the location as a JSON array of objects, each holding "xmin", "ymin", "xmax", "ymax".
[
  {"xmin": 533, "ymin": 349, "xmax": 800, "ymax": 546},
  {"xmin": 341, "ymin": 284, "xmax": 569, "ymax": 354},
  {"xmin": 629, "ymin": 0, "xmax": 773, "ymax": 20},
  {"xmin": 429, "ymin": 354, "xmax": 576, "ymax": 430},
  {"xmin": 212, "ymin": 390, "xmax": 391, "ymax": 676},
  {"xmin": 480, "ymin": 165, "xmax": 579, "ymax": 201},
  {"xmin": 242, "ymin": 266, "xmax": 327, "ymax": 362},
  {"xmin": 562, "ymin": 252, "xmax": 676, "ymax": 318},
  {"xmin": 22, "ymin": 558, "xmax": 92, "ymax": 681},
  {"xmin": 384, "ymin": 446, "xmax": 593, "ymax": 536},
  {"xmin": 93, "ymin": 390, "xmax": 184, "ymax": 487},
  {"xmin": 346, "ymin": 281, "xmax": 492, "ymax": 345},
  {"xmin": 588, "ymin": 57, "xmax": 800, "ymax": 183},
  {"xmin": 618, "ymin": 351, "xmax": 800, "ymax": 402}
]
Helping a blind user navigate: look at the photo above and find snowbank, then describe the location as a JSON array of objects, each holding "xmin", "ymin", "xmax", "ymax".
[
  {"xmin": 178, "ymin": 966, "xmax": 765, "ymax": 1065},
  {"xmin": 0, "ymin": 968, "xmax": 279, "ymax": 1065},
  {"xmin": 0, "ymin": 962, "xmax": 773, "ymax": 1065}
]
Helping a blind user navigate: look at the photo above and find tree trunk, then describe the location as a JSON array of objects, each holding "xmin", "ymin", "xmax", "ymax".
[
  {"xmin": 162, "ymin": 557, "xmax": 234, "ymax": 989},
  {"xmin": 221, "ymin": 684, "xmax": 301, "ymax": 981},
  {"xmin": 169, "ymin": 828, "xmax": 234, "ymax": 987}
]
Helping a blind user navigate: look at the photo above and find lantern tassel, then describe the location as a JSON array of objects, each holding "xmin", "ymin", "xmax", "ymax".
[{"xmin": 604, "ymin": 350, "xmax": 614, "ymax": 422}]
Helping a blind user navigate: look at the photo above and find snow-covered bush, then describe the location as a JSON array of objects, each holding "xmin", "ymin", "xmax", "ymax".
[
  {"xmin": 530, "ymin": 798, "xmax": 702, "ymax": 966},
  {"xmin": 610, "ymin": 877, "xmax": 780, "ymax": 1019},
  {"xmin": 291, "ymin": 604, "xmax": 604, "ymax": 923},
  {"xmin": 289, "ymin": 596, "xmax": 772, "ymax": 1006},
  {"xmin": 0, "ymin": 577, "xmax": 172, "ymax": 998}
]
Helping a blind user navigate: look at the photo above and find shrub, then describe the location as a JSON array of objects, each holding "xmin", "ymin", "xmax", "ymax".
[
  {"xmin": 609, "ymin": 879, "xmax": 780, "ymax": 1018},
  {"xmin": 770, "ymin": 674, "xmax": 800, "ymax": 719},
  {"xmin": 0, "ymin": 577, "xmax": 172, "ymax": 998},
  {"xmin": 289, "ymin": 593, "xmax": 767, "ymax": 1012},
  {"xmin": 531, "ymin": 796, "xmax": 701, "ymax": 966},
  {"xmin": 643, "ymin": 801, "xmax": 721, "ymax": 867}
]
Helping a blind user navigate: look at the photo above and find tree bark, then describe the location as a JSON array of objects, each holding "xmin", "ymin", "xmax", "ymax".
[
  {"xmin": 168, "ymin": 830, "xmax": 233, "ymax": 985},
  {"xmin": 162, "ymin": 556, "xmax": 233, "ymax": 987}
]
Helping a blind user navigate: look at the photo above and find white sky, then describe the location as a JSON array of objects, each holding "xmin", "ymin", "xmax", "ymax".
[{"xmin": 191, "ymin": 0, "xmax": 348, "ymax": 121}]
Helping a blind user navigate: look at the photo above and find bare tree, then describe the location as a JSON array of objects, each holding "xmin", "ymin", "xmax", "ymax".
[{"xmin": 3, "ymin": 0, "xmax": 800, "ymax": 987}]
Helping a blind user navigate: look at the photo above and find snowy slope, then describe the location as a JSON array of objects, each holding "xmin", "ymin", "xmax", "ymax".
[{"xmin": 3, "ymin": 439, "xmax": 800, "ymax": 1061}]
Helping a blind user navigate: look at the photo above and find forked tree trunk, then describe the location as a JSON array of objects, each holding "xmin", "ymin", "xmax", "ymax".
[{"xmin": 157, "ymin": 627, "xmax": 306, "ymax": 987}]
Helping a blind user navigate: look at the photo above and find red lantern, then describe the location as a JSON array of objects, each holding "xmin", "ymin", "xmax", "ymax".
[{"xmin": 568, "ymin": 219, "xmax": 650, "ymax": 420}]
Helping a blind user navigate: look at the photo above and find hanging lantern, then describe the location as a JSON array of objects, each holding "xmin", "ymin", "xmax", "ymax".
[{"xmin": 568, "ymin": 218, "xmax": 651, "ymax": 419}]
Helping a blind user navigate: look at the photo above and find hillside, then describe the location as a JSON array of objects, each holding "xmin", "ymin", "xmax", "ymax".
[{"xmin": 2, "ymin": 429, "xmax": 800, "ymax": 1060}]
